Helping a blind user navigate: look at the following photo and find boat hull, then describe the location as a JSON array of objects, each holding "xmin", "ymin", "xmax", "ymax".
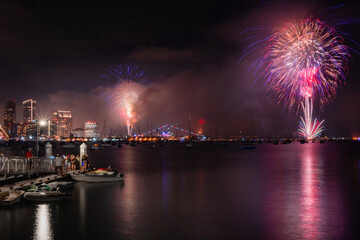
[
  {"xmin": 71, "ymin": 173, "xmax": 124, "ymax": 182},
  {"xmin": 24, "ymin": 191, "xmax": 72, "ymax": 202},
  {"xmin": 0, "ymin": 190, "xmax": 25, "ymax": 206}
]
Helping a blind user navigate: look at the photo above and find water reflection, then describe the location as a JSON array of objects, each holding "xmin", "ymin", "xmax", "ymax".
[
  {"xmin": 261, "ymin": 144, "xmax": 342, "ymax": 239},
  {"xmin": 33, "ymin": 204, "xmax": 53, "ymax": 240},
  {"xmin": 79, "ymin": 184, "xmax": 87, "ymax": 239},
  {"xmin": 300, "ymin": 145, "xmax": 320, "ymax": 239}
]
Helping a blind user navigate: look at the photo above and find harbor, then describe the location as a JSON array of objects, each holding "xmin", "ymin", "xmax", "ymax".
[
  {"xmin": 1, "ymin": 1, "xmax": 360, "ymax": 239},
  {"xmin": 1, "ymin": 141, "xmax": 360, "ymax": 239}
]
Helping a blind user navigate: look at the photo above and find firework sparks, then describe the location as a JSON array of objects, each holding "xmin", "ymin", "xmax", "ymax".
[
  {"xmin": 123, "ymin": 90, "xmax": 138, "ymax": 135},
  {"xmin": 105, "ymin": 64, "xmax": 144, "ymax": 136},
  {"xmin": 105, "ymin": 63, "xmax": 145, "ymax": 83},
  {"xmin": 298, "ymin": 97, "xmax": 325, "ymax": 138},
  {"xmin": 246, "ymin": 18, "xmax": 350, "ymax": 138}
]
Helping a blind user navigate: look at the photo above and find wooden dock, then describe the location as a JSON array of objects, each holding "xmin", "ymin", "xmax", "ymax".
[{"xmin": 0, "ymin": 170, "xmax": 81, "ymax": 192}]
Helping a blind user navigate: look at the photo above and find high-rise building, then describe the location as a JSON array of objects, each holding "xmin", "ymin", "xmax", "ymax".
[
  {"xmin": 4, "ymin": 100, "xmax": 16, "ymax": 136},
  {"xmin": 50, "ymin": 111, "xmax": 58, "ymax": 137},
  {"xmin": 23, "ymin": 99, "xmax": 36, "ymax": 123},
  {"xmin": 53, "ymin": 110, "xmax": 72, "ymax": 137},
  {"xmin": 49, "ymin": 110, "xmax": 73, "ymax": 137},
  {"xmin": 84, "ymin": 121, "xmax": 100, "ymax": 138},
  {"xmin": 72, "ymin": 128, "xmax": 84, "ymax": 138}
]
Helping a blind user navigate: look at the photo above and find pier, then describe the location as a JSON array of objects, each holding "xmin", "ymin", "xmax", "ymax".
[
  {"xmin": 0, "ymin": 156, "xmax": 54, "ymax": 180},
  {"xmin": 0, "ymin": 170, "xmax": 81, "ymax": 192}
]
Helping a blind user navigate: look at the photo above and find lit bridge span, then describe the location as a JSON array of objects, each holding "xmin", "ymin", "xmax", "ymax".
[{"xmin": 139, "ymin": 124, "xmax": 205, "ymax": 137}]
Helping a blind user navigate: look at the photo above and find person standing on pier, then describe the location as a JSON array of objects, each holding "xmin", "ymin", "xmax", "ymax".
[
  {"xmin": 82, "ymin": 154, "xmax": 88, "ymax": 172},
  {"xmin": 54, "ymin": 154, "xmax": 63, "ymax": 176},
  {"xmin": 70, "ymin": 155, "xmax": 76, "ymax": 170},
  {"xmin": 26, "ymin": 148, "xmax": 33, "ymax": 172}
]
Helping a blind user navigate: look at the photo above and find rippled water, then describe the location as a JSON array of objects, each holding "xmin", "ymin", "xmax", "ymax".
[{"xmin": 1, "ymin": 142, "xmax": 359, "ymax": 239}]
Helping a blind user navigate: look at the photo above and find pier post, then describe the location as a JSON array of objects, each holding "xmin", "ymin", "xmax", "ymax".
[
  {"xmin": 45, "ymin": 142, "xmax": 52, "ymax": 158},
  {"xmin": 80, "ymin": 143, "xmax": 87, "ymax": 169}
]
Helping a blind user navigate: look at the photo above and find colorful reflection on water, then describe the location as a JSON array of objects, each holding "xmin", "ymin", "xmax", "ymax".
[{"xmin": 300, "ymin": 144, "xmax": 321, "ymax": 239}]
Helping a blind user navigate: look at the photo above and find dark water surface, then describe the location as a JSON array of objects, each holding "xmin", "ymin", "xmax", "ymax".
[{"xmin": 1, "ymin": 142, "xmax": 360, "ymax": 239}]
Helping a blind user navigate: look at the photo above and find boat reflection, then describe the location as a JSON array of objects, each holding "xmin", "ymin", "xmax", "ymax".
[{"xmin": 33, "ymin": 204, "xmax": 53, "ymax": 240}]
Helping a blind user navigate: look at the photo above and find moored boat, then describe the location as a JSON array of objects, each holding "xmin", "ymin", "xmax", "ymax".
[
  {"xmin": 38, "ymin": 184, "xmax": 52, "ymax": 192},
  {"xmin": 24, "ymin": 191, "xmax": 72, "ymax": 202},
  {"xmin": 0, "ymin": 190, "xmax": 25, "ymax": 206},
  {"xmin": 240, "ymin": 144, "xmax": 256, "ymax": 149},
  {"xmin": 101, "ymin": 143, "xmax": 112, "ymax": 147},
  {"xmin": 71, "ymin": 172, "xmax": 124, "ymax": 182},
  {"xmin": 62, "ymin": 143, "xmax": 76, "ymax": 149},
  {"xmin": 129, "ymin": 140, "xmax": 138, "ymax": 146},
  {"xmin": 47, "ymin": 181, "xmax": 74, "ymax": 190},
  {"xmin": 21, "ymin": 184, "xmax": 38, "ymax": 192},
  {"xmin": 91, "ymin": 143, "xmax": 101, "ymax": 150}
]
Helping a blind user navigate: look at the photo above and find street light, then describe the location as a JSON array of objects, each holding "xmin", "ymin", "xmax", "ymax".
[{"xmin": 36, "ymin": 121, "xmax": 46, "ymax": 157}]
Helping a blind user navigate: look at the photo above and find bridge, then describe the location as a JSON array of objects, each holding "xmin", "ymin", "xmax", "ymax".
[
  {"xmin": 0, "ymin": 156, "xmax": 54, "ymax": 179},
  {"xmin": 139, "ymin": 124, "xmax": 205, "ymax": 137}
]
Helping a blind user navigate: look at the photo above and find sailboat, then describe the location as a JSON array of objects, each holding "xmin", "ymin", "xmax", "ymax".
[{"xmin": 186, "ymin": 118, "xmax": 194, "ymax": 147}]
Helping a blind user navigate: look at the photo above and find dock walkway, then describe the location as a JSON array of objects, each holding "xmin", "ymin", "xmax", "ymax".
[{"xmin": 0, "ymin": 170, "xmax": 81, "ymax": 192}]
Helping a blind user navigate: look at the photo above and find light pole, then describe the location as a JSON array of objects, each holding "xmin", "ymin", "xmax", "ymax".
[{"xmin": 36, "ymin": 121, "xmax": 46, "ymax": 157}]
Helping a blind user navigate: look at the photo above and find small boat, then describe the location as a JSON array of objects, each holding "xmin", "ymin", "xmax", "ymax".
[
  {"xmin": 91, "ymin": 143, "xmax": 100, "ymax": 150},
  {"xmin": 0, "ymin": 190, "xmax": 25, "ymax": 206},
  {"xmin": 24, "ymin": 191, "xmax": 72, "ymax": 202},
  {"xmin": 62, "ymin": 143, "xmax": 76, "ymax": 149},
  {"xmin": 101, "ymin": 143, "xmax": 112, "ymax": 147},
  {"xmin": 300, "ymin": 139, "xmax": 309, "ymax": 144},
  {"xmin": 240, "ymin": 144, "xmax": 256, "ymax": 149},
  {"xmin": 117, "ymin": 142, "xmax": 123, "ymax": 148},
  {"xmin": 86, "ymin": 168, "xmax": 117, "ymax": 175},
  {"xmin": 38, "ymin": 184, "xmax": 52, "ymax": 192},
  {"xmin": 21, "ymin": 184, "xmax": 38, "ymax": 192},
  {"xmin": 71, "ymin": 172, "xmax": 124, "ymax": 183},
  {"xmin": 47, "ymin": 181, "xmax": 74, "ymax": 190},
  {"xmin": 320, "ymin": 140, "xmax": 325, "ymax": 144},
  {"xmin": 129, "ymin": 140, "xmax": 138, "ymax": 146},
  {"xmin": 185, "ymin": 142, "xmax": 194, "ymax": 147}
]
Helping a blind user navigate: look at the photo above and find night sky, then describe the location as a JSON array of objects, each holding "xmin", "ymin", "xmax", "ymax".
[{"xmin": 1, "ymin": 0, "xmax": 359, "ymax": 137}]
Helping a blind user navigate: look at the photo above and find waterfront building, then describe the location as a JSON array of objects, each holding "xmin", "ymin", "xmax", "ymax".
[
  {"xmin": 50, "ymin": 111, "xmax": 58, "ymax": 137},
  {"xmin": 49, "ymin": 110, "xmax": 73, "ymax": 137},
  {"xmin": 84, "ymin": 121, "xmax": 100, "ymax": 138},
  {"xmin": 72, "ymin": 128, "xmax": 84, "ymax": 138},
  {"xmin": 4, "ymin": 100, "xmax": 16, "ymax": 137},
  {"xmin": 23, "ymin": 99, "xmax": 36, "ymax": 123},
  {"xmin": 16, "ymin": 122, "xmax": 27, "ymax": 138},
  {"xmin": 25, "ymin": 122, "xmax": 37, "ymax": 139},
  {"xmin": 58, "ymin": 111, "xmax": 72, "ymax": 137}
]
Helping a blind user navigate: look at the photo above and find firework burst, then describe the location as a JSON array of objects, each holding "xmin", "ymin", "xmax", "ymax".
[
  {"xmin": 256, "ymin": 18, "xmax": 350, "ymax": 109},
  {"xmin": 105, "ymin": 64, "xmax": 145, "ymax": 136},
  {"xmin": 105, "ymin": 63, "xmax": 145, "ymax": 83},
  {"xmin": 111, "ymin": 82, "xmax": 141, "ymax": 136},
  {"xmin": 245, "ymin": 18, "xmax": 350, "ymax": 139}
]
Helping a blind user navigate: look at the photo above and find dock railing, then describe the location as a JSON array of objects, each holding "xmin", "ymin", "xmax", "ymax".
[{"xmin": 0, "ymin": 156, "xmax": 55, "ymax": 179}]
